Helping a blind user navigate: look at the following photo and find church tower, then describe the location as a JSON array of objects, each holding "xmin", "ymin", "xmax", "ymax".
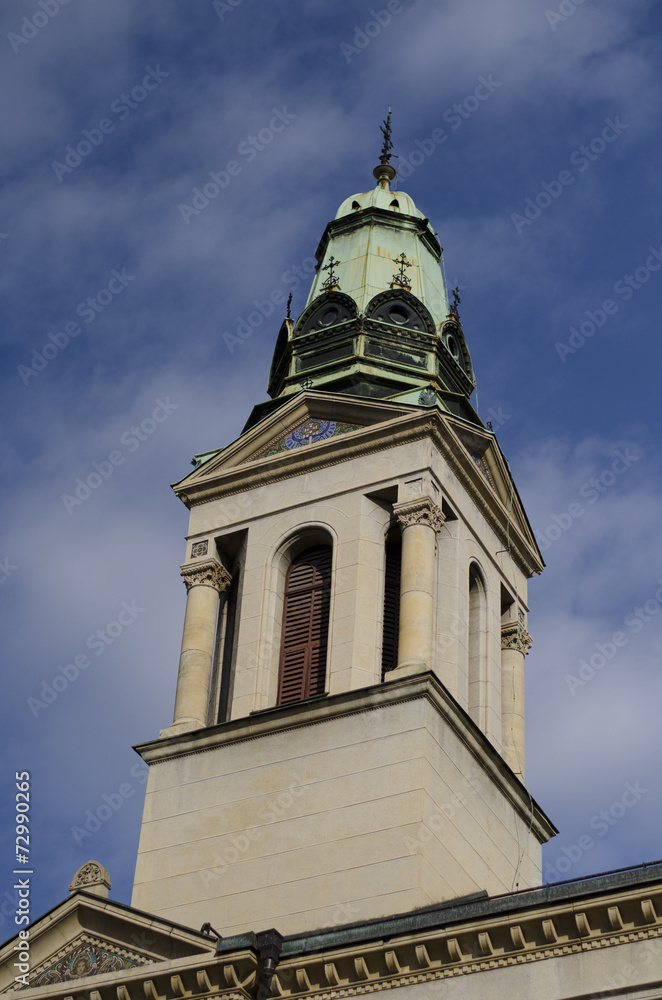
[{"xmin": 131, "ymin": 116, "xmax": 556, "ymax": 937}]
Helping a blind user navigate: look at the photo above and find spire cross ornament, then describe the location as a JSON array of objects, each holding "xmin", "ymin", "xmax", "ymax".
[
  {"xmin": 321, "ymin": 255, "xmax": 341, "ymax": 290},
  {"xmin": 373, "ymin": 106, "xmax": 397, "ymax": 189},
  {"xmin": 450, "ymin": 285, "xmax": 461, "ymax": 319},
  {"xmin": 379, "ymin": 107, "xmax": 393, "ymax": 166},
  {"xmin": 392, "ymin": 252, "xmax": 412, "ymax": 288}
]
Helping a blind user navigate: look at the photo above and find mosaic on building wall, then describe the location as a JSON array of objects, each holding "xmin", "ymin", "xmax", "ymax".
[
  {"xmin": 471, "ymin": 453, "xmax": 496, "ymax": 489},
  {"xmin": 250, "ymin": 419, "xmax": 363, "ymax": 461},
  {"xmin": 28, "ymin": 944, "xmax": 143, "ymax": 988}
]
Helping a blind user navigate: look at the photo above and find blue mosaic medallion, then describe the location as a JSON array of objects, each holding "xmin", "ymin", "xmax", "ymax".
[{"xmin": 285, "ymin": 420, "xmax": 336, "ymax": 450}]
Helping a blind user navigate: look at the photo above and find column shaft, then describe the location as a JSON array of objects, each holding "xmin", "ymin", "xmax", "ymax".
[
  {"xmin": 500, "ymin": 622, "xmax": 532, "ymax": 779},
  {"xmin": 392, "ymin": 498, "xmax": 445, "ymax": 676},
  {"xmin": 169, "ymin": 559, "xmax": 231, "ymax": 734},
  {"xmin": 398, "ymin": 522, "xmax": 437, "ymax": 670}
]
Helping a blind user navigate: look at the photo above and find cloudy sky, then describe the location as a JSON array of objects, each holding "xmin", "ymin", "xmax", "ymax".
[{"xmin": 2, "ymin": 0, "xmax": 662, "ymax": 932}]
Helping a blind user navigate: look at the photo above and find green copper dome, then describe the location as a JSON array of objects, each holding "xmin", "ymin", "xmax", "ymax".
[
  {"xmin": 335, "ymin": 186, "xmax": 425, "ymax": 220},
  {"xmin": 261, "ymin": 125, "xmax": 477, "ymax": 429},
  {"xmin": 303, "ymin": 181, "xmax": 450, "ymax": 332}
]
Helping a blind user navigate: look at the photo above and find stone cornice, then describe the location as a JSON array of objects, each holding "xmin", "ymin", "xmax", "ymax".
[
  {"xmin": 12, "ymin": 882, "xmax": 662, "ymax": 1000},
  {"xmin": 0, "ymin": 893, "xmax": 217, "ymax": 997},
  {"xmin": 180, "ymin": 560, "xmax": 231, "ymax": 594},
  {"xmin": 176, "ymin": 409, "xmax": 428, "ymax": 508},
  {"xmin": 174, "ymin": 392, "xmax": 413, "ymax": 491},
  {"xmin": 134, "ymin": 672, "xmax": 556, "ymax": 844},
  {"xmin": 426, "ymin": 418, "xmax": 539, "ymax": 577},
  {"xmin": 269, "ymin": 884, "xmax": 662, "ymax": 997},
  {"xmin": 2, "ymin": 951, "xmax": 253, "ymax": 1000},
  {"xmin": 173, "ymin": 404, "xmax": 542, "ymax": 578}
]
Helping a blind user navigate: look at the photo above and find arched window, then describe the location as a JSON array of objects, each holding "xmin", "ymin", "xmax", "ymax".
[
  {"xmin": 277, "ymin": 546, "xmax": 332, "ymax": 705},
  {"xmin": 381, "ymin": 529, "xmax": 402, "ymax": 679},
  {"xmin": 468, "ymin": 564, "xmax": 487, "ymax": 728}
]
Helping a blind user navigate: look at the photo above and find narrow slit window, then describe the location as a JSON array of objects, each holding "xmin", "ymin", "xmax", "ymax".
[{"xmin": 381, "ymin": 531, "xmax": 402, "ymax": 679}]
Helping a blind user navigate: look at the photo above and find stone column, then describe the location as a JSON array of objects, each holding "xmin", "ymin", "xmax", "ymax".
[
  {"xmin": 500, "ymin": 620, "xmax": 532, "ymax": 779},
  {"xmin": 167, "ymin": 559, "xmax": 231, "ymax": 736},
  {"xmin": 392, "ymin": 497, "xmax": 445, "ymax": 677}
]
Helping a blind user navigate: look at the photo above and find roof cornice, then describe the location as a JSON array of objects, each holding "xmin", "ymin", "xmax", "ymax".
[{"xmin": 173, "ymin": 398, "xmax": 542, "ymax": 577}]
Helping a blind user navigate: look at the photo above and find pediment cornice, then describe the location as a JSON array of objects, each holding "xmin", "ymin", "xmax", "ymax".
[{"xmin": 173, "ymin": 394, "xmax": 542, "ymax": 577}]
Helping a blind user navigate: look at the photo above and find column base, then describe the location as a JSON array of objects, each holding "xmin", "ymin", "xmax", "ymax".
[
  {"xmin": 159, "ymin": 718, "xmax": 206, "ymax": 739},
  {"xmin": 389, "ymin": 661, "xmax": 431, "ymax": 679}
]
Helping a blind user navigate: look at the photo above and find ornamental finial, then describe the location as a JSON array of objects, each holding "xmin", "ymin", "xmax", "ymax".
[
  {"xmin": 380, "ymin": 107, "xmax": 393, "ymax": 163},
  {"xmin": 449, "ymin": 285, "xmax": 461, "ymax": 321},
  {"xmin": 373, "ymin": 106, "xmax": 396, "ymax": 189}
]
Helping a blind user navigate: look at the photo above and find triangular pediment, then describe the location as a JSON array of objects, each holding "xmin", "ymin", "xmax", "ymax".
[
  {"xmin": 448, "ymin": 417, "xmax": 542, "ymax": 564},
  {"xmin": 21, "ymin": 933, "xmax": 147, "ymax": 990},
  {"xmin": 171, "ymin": 390, "xmax": 542, "ymax": 574},
  {"xmin": 176, "ymin": 391, "xmax": 415, "ymax": 484},
  {"xmin": 0, "ymin": 891, "xmax": 215, "ymax": 994}
]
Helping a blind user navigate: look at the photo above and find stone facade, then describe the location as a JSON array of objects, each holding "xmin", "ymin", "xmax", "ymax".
[
  {"xmin": 127, "ymin": 387, "xmax": 549, "ymax": 934},
  {"xmin": 132, "ymin": 674, "xmax": 553, "ymax": 936}
]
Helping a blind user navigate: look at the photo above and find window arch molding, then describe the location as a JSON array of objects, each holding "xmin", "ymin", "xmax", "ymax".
[{"xmin": 261, "ymin": 523, "xmax": 337, "ymax": 708}]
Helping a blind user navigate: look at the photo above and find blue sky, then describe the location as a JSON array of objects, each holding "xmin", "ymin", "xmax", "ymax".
[{"xmin": 2, "ymin": 0, "xmax": 662, "ymax": 932}]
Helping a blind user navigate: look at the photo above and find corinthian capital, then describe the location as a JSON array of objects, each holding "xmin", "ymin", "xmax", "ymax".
[
  {"xmin": 394, "ymin": 497, "xmax": 446, "ymax": 534},
  {"xmin": 501, "ymin": 621, "xmax": 533, "ymax": 654},
  {"xmin": 180, "ymin": 559, "xmax": 231, "ymax": 594}
]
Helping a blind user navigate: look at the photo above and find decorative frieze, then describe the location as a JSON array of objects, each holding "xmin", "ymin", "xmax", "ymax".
[
  {"xmin": 180, "ymin": 560, "xmax": 231, "ymax": 594},
  {"xmin": 501, "ymin": 621, "xmax": 533, "ymax": 654},
  {"xmin": 12, "ymin": 884, "xmax": 662, "ymax": 1000},
  {"xmin": 268, "ymin": 888, "xmax": 662, "ymax": 998}
]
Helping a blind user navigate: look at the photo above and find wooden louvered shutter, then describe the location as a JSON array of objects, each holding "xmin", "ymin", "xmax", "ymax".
[
  {"xmin": 381, "ymin": 535, "xmax": 402, "ymax": 680},
  {"xmin": 278, "ymin": 546, "xmax": 332, "ymax": 705}
]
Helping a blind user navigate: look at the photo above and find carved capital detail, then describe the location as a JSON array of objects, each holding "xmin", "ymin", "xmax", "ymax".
[
  {"xmin": 180, "ymin": 559, "xmax": 231, "ymax": 594},
  {"xmin": 501, "ymin": 622, "xmax": 533, "ymax": 654},
  {"xmin": 394, "ymin": 497, "xmax": 446, "ymax": 534}
]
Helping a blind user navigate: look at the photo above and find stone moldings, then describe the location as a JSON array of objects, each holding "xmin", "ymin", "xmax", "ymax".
[
  {"xmin": 68, "ymin": 860, "xmax": 111, "ymax": 897},
  {"xmin": 269, "ymin": 920, "xmax": 662, "ymax": 998},
  {"xmin": 501, "ymin": 621, "xmax": 533, "ymax": 654},
  {"xmin": 180, "ymin": 560, "xmax": 231, "ymax": 594},
  {"xmin": 11, "ymin": 888, "xmax": 662, "ymax": 1000},
  {"xmin": 394, "ymin": 497, "xmax": 446, "ymax": 533}
]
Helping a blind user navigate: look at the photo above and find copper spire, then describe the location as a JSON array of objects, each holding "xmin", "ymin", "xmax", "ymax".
[{"xmin": 373, "ymin": 107, "xmax": 396, "ymax": 189}]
